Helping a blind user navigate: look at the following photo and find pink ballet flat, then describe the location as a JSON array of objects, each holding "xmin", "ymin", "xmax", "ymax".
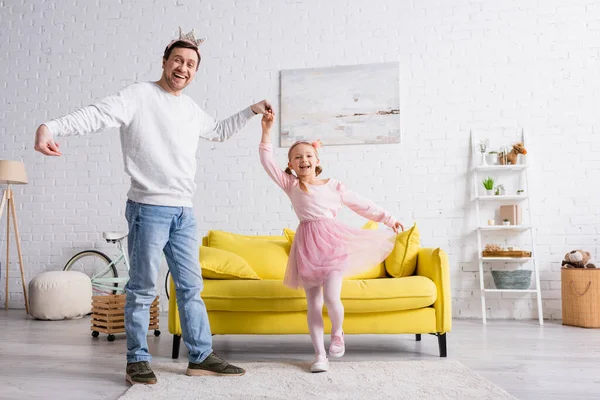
[
  {"xmin": 329, "ymin": 333, "xmax": 345, "ymax": 358},
  {"xmin": 311, "ymin": 355, "xmax": 329, "ymax": 373}
]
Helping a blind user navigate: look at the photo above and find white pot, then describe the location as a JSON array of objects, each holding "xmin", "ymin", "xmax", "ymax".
[
  {"xmin": 503, "ymin": 221, "xmax": 510, "ymax": 226},
  {"xmin": 486, "ymin": 189, "xmax": 494, "ymax": 195},
  {"xmin": 486, "ymin": 154, "xmax": 498, "ymax": 165}
]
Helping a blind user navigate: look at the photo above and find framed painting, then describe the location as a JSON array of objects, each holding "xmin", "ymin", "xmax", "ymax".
[{"xmin": 280, "ymin": 62, "xmax": 400, "ymax": 147}]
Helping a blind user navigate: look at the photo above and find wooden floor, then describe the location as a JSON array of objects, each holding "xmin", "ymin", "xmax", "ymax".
[{"xmin": 1, "ymin": 311, "xmax": 599, "ymax": 400}]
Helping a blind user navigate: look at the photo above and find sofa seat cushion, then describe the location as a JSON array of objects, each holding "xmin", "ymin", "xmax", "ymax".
[
  {"xmin": 340, "ymin": 276, "xmax": 437, "ymax": 313},
  {"xmin": 202, "ymin": 276, "xmax": 437, "ymax": 313},
  {"xmin": 203, "ymin": 279, "xmax": 306, "ymax": 312}
]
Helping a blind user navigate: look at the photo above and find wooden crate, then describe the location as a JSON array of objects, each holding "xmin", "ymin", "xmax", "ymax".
[
  {"xmin": 91, "ymin": 294, "xmax": 159, "ymax": 337},
  {"xmin": 561, "ymin": 268, "xmax": 600, "ymax": 328}
]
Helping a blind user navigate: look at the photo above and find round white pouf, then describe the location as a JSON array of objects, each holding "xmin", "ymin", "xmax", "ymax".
[{"xmin": 29, "ymin": 271, "xmax": 92, "ymax": 320}]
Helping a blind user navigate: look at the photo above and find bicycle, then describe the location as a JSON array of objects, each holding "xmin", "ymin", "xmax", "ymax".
[{"xmin": 63, "ymin": 231, "xmax": 161, "ymax": 340}]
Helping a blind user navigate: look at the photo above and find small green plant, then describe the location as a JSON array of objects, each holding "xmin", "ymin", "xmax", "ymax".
[
  {"xmin": 503, "ymin": 218, "xmax": 509, "ymax": 222},
  {"xmin": 481, "ymin": 177, "xmax": 495, "ymax": 190},
  {"xmin": 495, "ymin": 184, "xmax": 505, "ymax": 195}
]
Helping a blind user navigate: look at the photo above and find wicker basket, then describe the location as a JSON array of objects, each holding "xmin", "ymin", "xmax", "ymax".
[
  {"xmin": 561, "ymin": 268, "xmax": 600, "ymax": 328},
  {"xmin": 491, "ymin": 270, "xmax": 532, "ymax": 289}
]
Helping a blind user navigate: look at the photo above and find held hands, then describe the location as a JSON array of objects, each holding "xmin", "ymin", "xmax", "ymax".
[
  {"xmin": 34, "ymin": 124, "xmax": 61, "ymax": 156},
  {"xmin": 251, "ymin": 99, "xmax": 274, "ymax": 115},
  {"xmin": 262, "ymin": 109, "xmax": 274, "ymax": 131},
  {"xmin": 392, "ymin": 221, "xmax": 404, "ymax": 234}
]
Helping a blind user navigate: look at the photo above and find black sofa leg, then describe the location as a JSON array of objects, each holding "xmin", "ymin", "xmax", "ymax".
[
  {"xmin": 437, "ymin": 333, "xmax": 447, "ymax": 357},
  {"xmin": 415, "ymin": 334, "xmax": 421, "ymax": 341},
  {"xmin": 172, "ymin": 334, "xmax": 181, "ymax": 359}
]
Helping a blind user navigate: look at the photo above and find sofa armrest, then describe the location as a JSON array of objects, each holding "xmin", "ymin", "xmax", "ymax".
[{"xmin": 415, "ymin": 247, "xmax": 452, "ymax": 333}]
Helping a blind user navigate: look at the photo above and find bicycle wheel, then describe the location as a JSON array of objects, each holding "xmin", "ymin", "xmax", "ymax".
[{"xmin": 64, "ymin": 250, "xmax": 119, "ymax": 296}]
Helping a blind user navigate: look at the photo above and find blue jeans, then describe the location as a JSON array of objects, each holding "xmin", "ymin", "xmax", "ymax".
[{"xmin": 124, "ymin": 199, "xmax": 213, "ymax": 364}]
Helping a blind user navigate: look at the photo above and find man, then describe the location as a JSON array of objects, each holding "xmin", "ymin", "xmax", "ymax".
[{"xmin": 34, "ymin": 27, "xmax": 272, "ymax": 384}]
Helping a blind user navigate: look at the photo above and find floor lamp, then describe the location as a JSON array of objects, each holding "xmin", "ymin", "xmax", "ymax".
[{"xmin": 0, "ymin": 160, "xmax": 29, "ymax": 313}]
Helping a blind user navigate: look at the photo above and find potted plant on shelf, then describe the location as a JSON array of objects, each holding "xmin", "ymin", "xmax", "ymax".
[
  {"xmin": 517, "ymin": 189, "xmax": 524, "ymax": 196},
  {"xmin": 494, "ymin": 184, "xmax": 505, "ymax": 196},
  {"xmin": 502, "ymin": 218, "xmax": 510, "ymax": 226},
  {"xmin": 481, "ymin": 177, "xmax": 495, "ymax": 195},
  {"xmin": 486, "ymin": 150, "xmax": 499, "ymax": 165}
]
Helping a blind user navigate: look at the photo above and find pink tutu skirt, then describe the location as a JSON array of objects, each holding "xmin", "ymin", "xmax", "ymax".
[{"xmin": 284, "ymin": 219, "xmax": 396, "ymax": 289}]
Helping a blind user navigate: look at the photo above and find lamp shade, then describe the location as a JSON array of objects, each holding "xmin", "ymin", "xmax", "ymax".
[{"xmin": 0, "ymin": 160, "xmax": 28, "ymax": 184}]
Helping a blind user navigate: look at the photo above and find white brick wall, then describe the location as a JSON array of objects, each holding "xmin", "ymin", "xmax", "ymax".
[{"xmin": 1, "ymin": 0, "xmax": 598, "ymax": 320}]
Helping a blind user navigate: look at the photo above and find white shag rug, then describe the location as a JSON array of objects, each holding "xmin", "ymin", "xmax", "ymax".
[{"xmin": 118, "ymin": 360, "xmax": 516, "ymax": 400}]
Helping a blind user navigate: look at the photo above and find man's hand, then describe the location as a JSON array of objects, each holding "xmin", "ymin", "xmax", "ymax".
[
  {"xmin": 251, "ymin": 100, "xmax": 274, "ymax": 115},
  {"xmin": 262, "ymin": 110, "xmax": 275, "ymax": 131},
  {"xmin": 392, "ymin": 221, "xmax": 405, "ymax": 234},
  {"xmin": 34, "ymin": 125, "xmax": 61, "ymax": 156}
]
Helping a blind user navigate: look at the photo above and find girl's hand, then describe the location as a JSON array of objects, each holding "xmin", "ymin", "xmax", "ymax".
[
  {"xmin": 262, "ymin": 110, "xmax": 274, "ymax": 131},
  {"xmin": 252, "ymin": 99, "xmax": 274, "ymax": 115},
  {"xmin": 392, "ymin": 221, "xmax": 404, "ymax": 234}
]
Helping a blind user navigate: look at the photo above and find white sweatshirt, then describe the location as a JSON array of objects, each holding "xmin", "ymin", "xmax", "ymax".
[{"xmin": 44, "ymin": 82, "xmax": 255, "ymax": 207}]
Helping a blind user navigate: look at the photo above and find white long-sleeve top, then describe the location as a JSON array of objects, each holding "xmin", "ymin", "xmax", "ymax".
[{"xmin": 44, "ymin": 82, "xmax": 255, "ymax": 207}]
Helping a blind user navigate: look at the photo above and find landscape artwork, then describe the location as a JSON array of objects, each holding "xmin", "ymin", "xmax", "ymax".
[{"xmin": 280, "ymin": 62, "xmax": 400, "ymax": 147}]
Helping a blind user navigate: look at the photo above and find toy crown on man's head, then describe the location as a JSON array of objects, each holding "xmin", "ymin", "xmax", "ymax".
[{"xmin": 166, "ymin": 26, "xmax": 206, "ymax": 50}]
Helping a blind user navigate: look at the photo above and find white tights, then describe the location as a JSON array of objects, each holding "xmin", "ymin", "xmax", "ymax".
[{"xmin": 304, "ymin": 272, "xmax": 344, "ymax": 357}]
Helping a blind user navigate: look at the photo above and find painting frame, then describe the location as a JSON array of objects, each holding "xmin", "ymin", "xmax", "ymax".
[{"xmin": 279, "ymin": 61, "xmax": 400, "ymax": 148}]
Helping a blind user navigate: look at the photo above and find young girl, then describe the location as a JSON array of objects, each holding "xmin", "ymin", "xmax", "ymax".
[{"xmin": 259, "ymin": 111, "xmax": 404, "ymax": 373}]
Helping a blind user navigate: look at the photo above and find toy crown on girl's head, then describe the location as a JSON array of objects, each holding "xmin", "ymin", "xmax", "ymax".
[
  {"xmin": 288, "ymin": 139, "xmax": 323, "ymax": 158},
  {"xmin": 289, "ymin": 139, "xmax": 323, "ymax": 150},
  {"xmin": 166, "ymin": 27, "xmax": 206, "ymax": 50},
  {"xmin": 287, "ymin": 139, "xmax": 323, "ymax": 159}
]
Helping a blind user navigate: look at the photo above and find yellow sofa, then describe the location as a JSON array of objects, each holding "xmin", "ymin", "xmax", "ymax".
[{"xmin": 168, "ymin": 224, "xmax": 452, "ymax": 358}]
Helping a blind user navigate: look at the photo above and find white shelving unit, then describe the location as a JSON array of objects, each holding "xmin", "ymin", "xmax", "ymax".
[
  {"xmin": 471, "ymin": 131, "xmax": 543, "ymax": 325},
  {"xmin": 476, "ymin": 195, "xmax": 529, "ymax": 201}
]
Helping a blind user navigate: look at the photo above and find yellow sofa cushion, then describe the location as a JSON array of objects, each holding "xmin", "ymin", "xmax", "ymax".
[
  {"xmin": 283, "ymin": 227, "xmax": 295, "ymax": 243},
  {"xmin": 199, "ymin": 246, "xmax": 260, "ymax": 280},
  {"xmin": 207, "ymin": 230, "xmax": 290, "ymax": 280},
  {"xmin": 201, "ymin": 276, "xmax": 436, "ymax": 313},
  {"xmin": 204, "ymin": 280, "xmax": 307, "ymax": 312},
  {"xmin": 385, "ymin": 223, "xmax": 421, "ymax": 277},
  {"xmin": 283, "ymin": 220, "xmax": 387, "ymax": 280}
]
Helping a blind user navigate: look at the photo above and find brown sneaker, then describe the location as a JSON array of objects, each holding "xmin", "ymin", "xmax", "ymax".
[
  {"xmin": 126, "ymin": 361, "xmax": 157, "ymax": 385},
  {"xmin": 186, "ymin": 352, "xmax": 246, "ymax": 376}
]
